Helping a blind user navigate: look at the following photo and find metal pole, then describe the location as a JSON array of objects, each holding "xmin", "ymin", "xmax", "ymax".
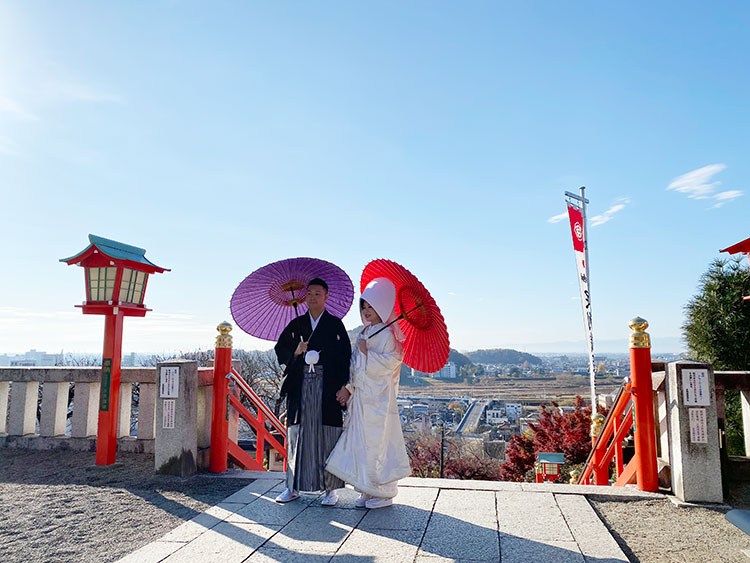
[
  {"xmin": 580, "ymin": 186, "xmax": 596, "ymax": 411},
  {"xmin": 439, "ymin": 423, "xmax": 445, "ymax": 478}
]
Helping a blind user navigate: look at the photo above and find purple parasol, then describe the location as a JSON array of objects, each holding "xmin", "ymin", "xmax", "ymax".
[{"xmin": 230, "ymin": 257, "xmax": 354, "ymax": 341}]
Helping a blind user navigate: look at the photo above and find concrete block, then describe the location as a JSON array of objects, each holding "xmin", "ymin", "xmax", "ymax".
[
  {"xmin": 420, "ymin": 512, "xmax": 499, "ymax": 561},
  {"xmin": 359, "ymin": 487, "xmax": 438, "ymax": 531},
  {"xmin": 247, "ymin": 547, "xmax": 333, "ymax": 562},
  {"xmin": 40, "ymin": 382, "xmax": 69, "ymax": 436},
  {"xmin": 71, "ymin": 382, "xmax": 100, "ymax": 437},
  {"xmin": 496, "ymin": 491, "xmax": 573, "ymax": 542},
  {"xmin": 263, "ymin": 507, "xmax": 365, "ymax": 553},
  {"xmin": 231, "ymin": 494, "xmax": 315, "ymax": 526},
  {"xmin": 433, "ymin": 489, "xmax": 497, "ymax": 526},
  {"xmin": 667, "ymin": 361, "xmax": 723, "ymax": 503},
  {"xmin": 7, "ymin": 380, "xmax": 39, "ymax": 435},
  {"xmin": 161, "ymin": 522, "xmax": 280, "ymax": 563},
  {"xmin": 400, "ymin": 476, "xmax": 522, "ymax": 491},
  {"xmin": 159, "ymin": 511, "xmax": 225, "ymax": 543},
  {"xmin": 115, "ymin": 541, "xmax": 185, "ymax": 563},
  {"xmin": 555, "ymin": 494, "xmax": 628, "ymax": 562},
  {"xmin": 155, "ymin": 360, "xmax": 198, "ymax": 477},
  {"xmin": 499, "ymin": 536, "xmax": 584, "ymax": 563},
  {"xmin": 220, "ymin": 479, "xmax": 283, "ymax": 503},
  {"xmin": 334, "ymin": 528, "xmax": 422, "ymax": 562}
]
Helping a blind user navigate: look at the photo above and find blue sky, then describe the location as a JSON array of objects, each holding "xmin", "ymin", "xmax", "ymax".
[{"xmin": 1, "ymin": 2, "xmax": 748, "ymax": 356}]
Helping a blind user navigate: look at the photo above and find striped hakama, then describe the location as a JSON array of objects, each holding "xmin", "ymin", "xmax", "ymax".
[{"xmin": 285, "ymin": 364, "xmax": 344, "ymax": 493}]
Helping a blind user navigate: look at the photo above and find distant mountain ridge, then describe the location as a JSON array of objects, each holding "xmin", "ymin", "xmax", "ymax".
[{"xmin": 466, "ymin": 348, "xmax": 542, "ymax": 366}]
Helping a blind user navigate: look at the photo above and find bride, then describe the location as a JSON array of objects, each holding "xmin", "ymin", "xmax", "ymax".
[{"xmin": 325, "ymin": 277, "xmax": 411, "ymax": 509}]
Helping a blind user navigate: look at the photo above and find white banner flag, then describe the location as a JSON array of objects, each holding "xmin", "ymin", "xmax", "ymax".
[{"xmin": 567, "ymin": 202, "xmax": 596, "ymax": 406}]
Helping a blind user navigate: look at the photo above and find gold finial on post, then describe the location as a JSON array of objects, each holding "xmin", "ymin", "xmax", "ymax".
[
  {"xmin": 216, "ymin": 321, "xmax": 233, "ymax": 349},
  {"xmin": 629, "ymin": 316, "xmax": 650, "ymax": 349},
  {"xmin": 590, "ymin": 412, "xmax": 605, "ymax": 437}
]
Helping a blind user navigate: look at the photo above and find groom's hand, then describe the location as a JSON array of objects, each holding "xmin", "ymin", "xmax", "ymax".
[
  {"xmin": 336, "ymin": 387, "xmax": 350, "ymax": 406},
  {"xmin": 294, "ymin": 341, "xmax": 308, "ymax": 357}
]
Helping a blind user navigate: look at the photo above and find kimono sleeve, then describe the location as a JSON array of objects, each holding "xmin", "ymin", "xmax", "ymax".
[{"xmin": 365, "ymin": 331, "xmax": 404, "ymax": 379}]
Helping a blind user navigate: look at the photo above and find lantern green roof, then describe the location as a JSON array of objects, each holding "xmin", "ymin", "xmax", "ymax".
[
  {"xmin": 60, "ymin": 234, "xmax": 169, "ymax": 272},
  {"xmin": 537, "ymin": 452, "xmax": 565, "ymax": 464}
]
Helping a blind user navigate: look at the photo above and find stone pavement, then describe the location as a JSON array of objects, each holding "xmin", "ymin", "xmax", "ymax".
[{"xmin": 117, "ymin": 473, "xmax": 663, "ymax": 563}]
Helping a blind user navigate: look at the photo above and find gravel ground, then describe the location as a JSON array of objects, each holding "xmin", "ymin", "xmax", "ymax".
[
  {"xmin": 1, "ymin": 447, "xmax": 750, "ymax": 562},
  {"xmin": 589, "ymin": 483, "xmax": 750, "ymax": 563},
  {"xmin": 0, "ymin": 449, "xmax": 254, "ymax": 563}
]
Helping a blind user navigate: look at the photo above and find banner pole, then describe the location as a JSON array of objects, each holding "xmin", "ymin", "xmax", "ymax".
[{"xmin": 579, "ymin": 186, "xmax": 596, "ymax": 411}]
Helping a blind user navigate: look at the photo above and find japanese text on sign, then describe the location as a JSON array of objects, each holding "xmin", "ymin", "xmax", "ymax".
[
  {"xmin": 689, "ymin": 408, "xmax": 708, "ymax": 443},
  {"xmin": 682, "ymin": 369, "xmax": 710, "ymax": 406},
  {"xmin": 160, "ymin": 366, "xmax": 179, "ymax": 398},
  {"xmin": 162, "ymin": 399, "xmax": 176, "ymax": 429}
]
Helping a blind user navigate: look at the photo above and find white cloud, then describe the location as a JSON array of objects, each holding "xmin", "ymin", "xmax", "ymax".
[
  {"xmin": 711, "ymin": 190, "xmax": 743, "ymax": 208},
  {"xmin": 46, "ymin": 80, "xmax": 123, "ymax": 104},
  {"xmin": 0, "ymin": 94, "xmax": 39, "ymax": 121},
  {"xmin": 590, "ymin": 198, "xmax": 630, "ymax": 227},
  {"xmin": 547, "ymin": 212, "xmax": 568, "ymax": 224},
  {"xmin": 667, "ymin": 164, "xmax": 743, "ymax": 208}
]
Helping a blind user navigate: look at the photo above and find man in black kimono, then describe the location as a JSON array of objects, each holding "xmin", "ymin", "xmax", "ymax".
[{"xmin": 274, "ymin": 277, "xmax": 352, "ymax": 505}]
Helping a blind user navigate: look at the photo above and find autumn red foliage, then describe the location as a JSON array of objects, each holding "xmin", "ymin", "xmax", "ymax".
[
  {"xmin": 406, "ymin": 433, "xmax": 502, "ymax": 481},
  {"xmin": 498, "ymin": 396, "xmax": 598, "ymax": 481}
]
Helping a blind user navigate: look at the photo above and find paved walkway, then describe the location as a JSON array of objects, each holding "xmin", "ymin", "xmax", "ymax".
[{"xmin": 117, "ymin": 473, "xmax": 663, "ymax": 563}]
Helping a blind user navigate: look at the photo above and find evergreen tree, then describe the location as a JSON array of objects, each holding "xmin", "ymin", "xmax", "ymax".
[{"xmin": 683, "ymin": 257, "xmax": 750, "ymax": 455}]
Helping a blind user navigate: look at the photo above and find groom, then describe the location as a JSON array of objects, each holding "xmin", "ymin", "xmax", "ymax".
[{"xmin": 274, "ymin": 277, "xmax": 351, "ymax": 506}]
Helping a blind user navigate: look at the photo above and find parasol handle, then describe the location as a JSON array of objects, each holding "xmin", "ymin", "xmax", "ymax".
[{"xmin": 368, "ymin": 303, "xmax": 422, "ymax": 339}]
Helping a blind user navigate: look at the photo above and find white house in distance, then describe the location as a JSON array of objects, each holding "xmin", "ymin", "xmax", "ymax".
[
  {"xmin": 432, "ymin": 362, "xmax": 457, "ymax": 379},
  {"xmin": 505, "ymin": 403, "xmax": 523, "ymax": 422}
]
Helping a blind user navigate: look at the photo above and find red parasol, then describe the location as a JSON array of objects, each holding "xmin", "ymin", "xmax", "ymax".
[{"xmin": 361, "ymin": 259, "xmax": 450, "ymax": 374}]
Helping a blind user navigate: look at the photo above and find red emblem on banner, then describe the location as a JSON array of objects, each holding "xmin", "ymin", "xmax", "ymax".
[{"xmin": 568, "ymin": 205, "xmax": 585, "ymax": 253}]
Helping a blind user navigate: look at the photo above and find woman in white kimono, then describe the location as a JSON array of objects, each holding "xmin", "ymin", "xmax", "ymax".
[{"xmin": 325, "ymin": 277, "xmax": 412, "ymax": 509}]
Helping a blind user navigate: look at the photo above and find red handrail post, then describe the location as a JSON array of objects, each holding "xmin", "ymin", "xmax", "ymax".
[
  {"xmin": 590, "ymin": 413, "xmax": 608, "ymax": 485},
  {"xmin": 629, "ymin": 317, "xmax": 659, "ymax": 492},
  {"xmin": 210, "ymin": 322, "xmax": 232, "ymax": 473}
]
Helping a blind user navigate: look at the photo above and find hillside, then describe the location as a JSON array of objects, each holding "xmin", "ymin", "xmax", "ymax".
[{"xmin": 466, "ymin": 348, "xmax": 542, "ymax": 366}]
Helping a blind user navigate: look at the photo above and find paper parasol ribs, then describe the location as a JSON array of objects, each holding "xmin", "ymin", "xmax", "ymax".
[
  {"xmin": 361, "ymin": 259, "xmax": 450, "ymax": 374},
  {"xmin": 231, "ymin": 257, "xmax": 354, "ymax": 341}
]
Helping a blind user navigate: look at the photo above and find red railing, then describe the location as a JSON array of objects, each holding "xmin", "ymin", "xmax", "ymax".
[
  {"xmin": 209, "ymin": 322, "xmax": 287, "ymax": 473},
  {"xmin": 225, "ymin": 368, "xmax": 287, "ymax": 472},
  {"xmin": 578, "ymin": 382, "xmax": 635, "ymax": 485},
  {"xmin": 578, "ymin": 317, "xmax": 659, "ymax": 491}
]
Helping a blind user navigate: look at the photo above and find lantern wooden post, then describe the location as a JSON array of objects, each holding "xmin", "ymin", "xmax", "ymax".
[{"xmin": 95, "ymin": 311, "xmax": 125, "ymax": 465}]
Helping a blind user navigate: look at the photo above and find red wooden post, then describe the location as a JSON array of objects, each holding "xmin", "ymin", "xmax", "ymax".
[
  {"xmin": 629, "ymin": 317, "xmax": 659, "ymax": 492},
  {"xmin": 95, "ymin": 311, "xmax": 124, "ymax": 465},
  {"xmin": 256, "ymin": 410, "xmax": 266, "ymax": 467},
  {"xmin": 210, "ymin": 322, "xmax": 233, "ymax": 473},
  {"xmin": 590, "ymin": 413, "xmax": 608, "ymax": 485}
]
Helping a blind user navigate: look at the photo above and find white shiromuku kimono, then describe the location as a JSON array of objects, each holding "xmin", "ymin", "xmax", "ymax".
[{"xmin": 325, "ymin": 280, "xmax": 411, "ymax": 499}]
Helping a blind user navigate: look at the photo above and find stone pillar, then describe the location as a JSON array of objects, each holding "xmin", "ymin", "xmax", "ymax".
[
  {"xmin": 741, "ymin": 390, "xmax": 750, "ymax": 457},
  {"xmin": 118, "ymin": 382, "xmax": 132, "ymax": 438},
  {"xmin": 0, "ymin": 381, "xmax": 10, "ymax": 435},
  {"xmin": 71, "ymin": 382, "xmax": 100, "ymax": 438},
  {"xmin": 8, "ymin": 381, "xmax": 39, "ymax": 436},
  {"xmin": 155, "ymin": 360, "xmax": 198, "ymax": 476},
  {"xmin": 666, "ymin": 361, "xmax": 723, "ymax": 503},
  {"xmin": 40, "ymin": 382, "xmax": 69, "ymax": 437},
  {"xmin": 137, "ymin": 383, "xmax": 156, "ymax": 440}
]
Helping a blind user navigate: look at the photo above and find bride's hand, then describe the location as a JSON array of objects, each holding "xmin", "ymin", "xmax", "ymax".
[{"xmin": 357, "ymin": 339, "xmax": 367, "ymax": 355}]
